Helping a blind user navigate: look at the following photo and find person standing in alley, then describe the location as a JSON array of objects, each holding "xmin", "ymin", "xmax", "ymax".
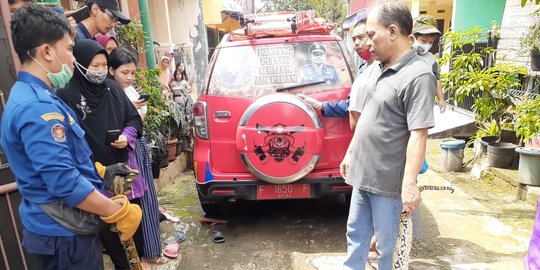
[
  {"xmin": 340, "ymin": 1, "xmax": 436, "ymax": 269},
  {"xmin": 1, "ymin": 5, "xmax": 141, "ymax": 269}
]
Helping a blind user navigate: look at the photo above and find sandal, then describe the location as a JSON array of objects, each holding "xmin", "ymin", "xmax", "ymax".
[
  {"xmin": 159, "ymin": 206, "xmax": 179, "ymax": 222},
  {"xmin": 163, "ymin": 232, "xmax": 187, "ymax": 244},
  {"xmin": 163, "ymin": 242, "xmax": 180, "ymax": 258},
  {"xmin": 142, "ymin": 256, "xmax": 169, "ymax": 264}
]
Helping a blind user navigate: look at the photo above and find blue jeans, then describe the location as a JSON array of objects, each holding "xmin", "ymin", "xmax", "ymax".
[{"xmin": 343, "ymin": 188, "xmax": 402, "ymax": 270}]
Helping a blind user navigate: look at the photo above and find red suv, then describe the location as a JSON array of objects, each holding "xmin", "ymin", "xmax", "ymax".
[{"xmin": 193, "ymin": 12, "xmax": 354, "ymax": 215}]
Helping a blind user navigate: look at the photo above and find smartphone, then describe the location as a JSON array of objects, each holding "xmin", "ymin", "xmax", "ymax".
[
  {"xmin": 138, "ymin": 93, "xmax": 151, "ymax": 102},
  {"xmin": 104, "ymin": 129, "xmax": 121, "ymax": 146},
  {"xmin": 69, "ymin": 6, "xmax": 89, "ymax": 23}
]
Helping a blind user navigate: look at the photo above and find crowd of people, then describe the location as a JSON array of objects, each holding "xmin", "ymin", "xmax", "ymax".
[{"xmin": 2, "ymin": 0, "xmax": 539, "ymax": 270}]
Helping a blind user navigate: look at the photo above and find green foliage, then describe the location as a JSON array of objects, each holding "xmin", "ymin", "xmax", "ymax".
[
  {"xmin": 439, "ymin": 27, "xmax": 528, "ymax": 138},
  {"xmin": 520, "ymin": 9, "xmax": 540, "ymax": 55},
  {"xmin": 522, "ymin": 0, "xmax": 540, "ymax": 7},
  {"xmin": 135, "ymin": 69, "xmax": 167, "ymax": 156},
  {"xmin": 514, "ymin": 95, "xmax": 540, "ymax": 143},
  {"xmin": 258, "ymin": 0, "xmax": 347, "ymax": 26},
  {"xmin": 116, "ymin": 21, "xmax": 145, "ymax": 56}
]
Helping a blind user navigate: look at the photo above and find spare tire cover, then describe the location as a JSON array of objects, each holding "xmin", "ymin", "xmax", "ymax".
[{"xmin": 236, "ymin": 93, "xmax": 324, "ymax": 184}]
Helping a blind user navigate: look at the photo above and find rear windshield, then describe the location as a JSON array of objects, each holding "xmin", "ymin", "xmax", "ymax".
[{"xmin": 208, "ymin": 41, "xmax": 353, "ymax": 97}]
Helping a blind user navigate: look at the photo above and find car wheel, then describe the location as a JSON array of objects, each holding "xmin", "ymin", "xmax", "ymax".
[{"xmin": 236, "ymin": 93, "xmax": 324, "ymax": 184}]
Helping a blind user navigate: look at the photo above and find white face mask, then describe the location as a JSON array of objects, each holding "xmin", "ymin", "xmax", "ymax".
[{"xmin": 412, "ymin": 41, "xmax": 432, "ymax": 55}]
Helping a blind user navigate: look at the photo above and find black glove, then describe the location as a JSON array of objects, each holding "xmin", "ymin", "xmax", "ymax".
[{"xmin": 95, "ymin": 162, "xmax": 138, "ymax": 195}]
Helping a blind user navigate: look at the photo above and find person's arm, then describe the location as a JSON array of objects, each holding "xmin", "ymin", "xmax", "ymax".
[
  {"xmin": 401, "ymin": 128, "xmax": 428, "ymax": 213},
  {"xmin": 322, "ymin": 98, "xmax": 349, "ymax": 117},
  {"xmin": 76, "ymin": 190, "xmax": 121, "ymax": 216},
  {"xmin": 436, "ymin": 80, "xmax": 445, "ymax": 112},
  {"xmin": 349, "ymin": 111, "xmax": 360, "ymax": 132}
]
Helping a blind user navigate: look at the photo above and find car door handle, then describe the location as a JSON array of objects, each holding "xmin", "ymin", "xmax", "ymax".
[{"xmin": 214, "ymin": 111, "xmax": 231, "ymax": 118}]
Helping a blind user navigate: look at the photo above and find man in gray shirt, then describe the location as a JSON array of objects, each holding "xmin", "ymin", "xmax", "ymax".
[{"xmin": 341, "ymin": 2, "xmax": 436, "ymax": 269}]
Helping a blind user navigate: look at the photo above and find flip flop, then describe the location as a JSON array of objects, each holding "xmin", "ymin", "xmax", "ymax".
[
  {"xmin": 159, "ymin": 206, "xmax": 179, "ymax": 222},
  {"xmin": 162, "ymin": 241, "xmax": 179, "ymax": 258},
  {"xmin": 163, "ymin": 232, "xmax": 187, "ymax": 244},
  {"xmin": 211, "ymin": 230, "xmax": 225, "ymax": 243}
]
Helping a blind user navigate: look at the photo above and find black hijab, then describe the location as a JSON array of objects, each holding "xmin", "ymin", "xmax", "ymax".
[{"xmin": 57, "ymin": 39, "xmax": 143, "ymax": 165}]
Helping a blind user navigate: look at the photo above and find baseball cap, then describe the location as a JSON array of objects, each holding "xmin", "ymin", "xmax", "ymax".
[
  {"xmin": 308, "ymin": 43, "xmax": 326, "ymax": 55},
  {"xmin": 412, "ymin": 15, "xmax": 441, "ymax": 36},
  {"xmin": 86, "ymin": 0, "xmax": 130, "ymax": 24}
]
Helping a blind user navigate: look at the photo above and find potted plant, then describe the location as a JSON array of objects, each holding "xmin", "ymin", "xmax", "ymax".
[
  {"xmin": 440, "ymin": 27, "xmax": 528, "ymax": 168},
  {"xmin": 514, "ymin": 95, "xmax": 540, "ymax": 185},
  {"xmin": 520, "ymin": 9, "xmax": 540, "ymax": 71},
  {"xmin": 135, "ymin": 68, "xmax": 169, "ymax": 170}
]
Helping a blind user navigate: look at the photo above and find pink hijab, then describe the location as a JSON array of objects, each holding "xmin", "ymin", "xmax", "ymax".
[{"xmin": 95, "ymin": 34, "xmax": 118, "ymax": 50}]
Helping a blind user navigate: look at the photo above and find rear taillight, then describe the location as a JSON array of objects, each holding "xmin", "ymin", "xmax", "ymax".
[{"xmin": 193, "ymin": 101, "xmax": 209, "ymax": 140}]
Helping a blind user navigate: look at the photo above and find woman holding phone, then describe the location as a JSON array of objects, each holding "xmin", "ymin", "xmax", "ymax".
[
  {"xmin": 57, "ymin": 40, "xmax": 146, "ymax": 270},
  {"xmin": 108, "ymin": 47, "xmax": 169, "ymax": 265}
]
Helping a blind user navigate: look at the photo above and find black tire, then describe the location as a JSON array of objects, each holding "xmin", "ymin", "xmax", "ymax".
[{"xmin": 199, "ymin": 200, "xmax": 227, "ymax": 216}]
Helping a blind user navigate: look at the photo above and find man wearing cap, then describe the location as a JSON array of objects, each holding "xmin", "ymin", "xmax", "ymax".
[
  {"xmin": 411, "ymin": 15, "xmax": 445, "ymax": 112},
  {"xmin": 75, "ymin": 0, "xmax": 130, "ymax": 42},
  {"xmin": 301, "ymin": 42, "xmax": 339, "ymax": 85}
]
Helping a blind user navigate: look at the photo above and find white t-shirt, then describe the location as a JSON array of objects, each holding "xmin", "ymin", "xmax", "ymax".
[
  {"xmin": 124, "ymin": 86, "xmax": 147, "ymax": 116},
  {"xmin": 349, "ymin": 61, "xmax": 382, "ymax": 113}
]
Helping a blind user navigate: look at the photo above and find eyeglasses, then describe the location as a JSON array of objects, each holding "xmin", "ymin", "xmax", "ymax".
[{"xmin": 100, "ymin": 8, "xmax": 117, "ymax": 23}]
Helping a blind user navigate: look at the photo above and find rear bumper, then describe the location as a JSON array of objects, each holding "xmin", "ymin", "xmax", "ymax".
[{"xmin": 197, "ymin": 177, "xmax": 352, "ymax": 201}]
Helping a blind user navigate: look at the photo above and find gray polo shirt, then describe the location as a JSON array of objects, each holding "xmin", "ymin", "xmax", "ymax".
[
  {"xmin": 346, "ymin": 50, "xmax": 436, "ymax": 197},
  {"xmin": 417, "ymin": 52, "xmax": 440, "ymax": 80}
]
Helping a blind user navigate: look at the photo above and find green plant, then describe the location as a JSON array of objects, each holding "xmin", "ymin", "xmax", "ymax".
[
  {"xmin": 135, "ymin": 68, "xmax": 168, "ymax": 158},
  {"xmin": 514, "ymin": 95, "xmax": 540, "ymax": 144},
  {"xmin": 520, "ymin": 9, "xmax": 540, "ymax": 55},
  {"xmin": 116, "ymin": 21, "xmax": 145, "ymax": 56},
  {"xmin": 522, "ymin": 0, "xmax": 540, "ymax": 7},
  {"xmin": 439, "ymin": 27, "xmax": 528, "ymax": 138}
]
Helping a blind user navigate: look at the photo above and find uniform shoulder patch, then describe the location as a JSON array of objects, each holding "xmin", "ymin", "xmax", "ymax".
[
  {"xmin": 51, "ymin": 124, "xmax": 66, "ymax": 143},
  {"xmin": 41, "ymin": 113, "xmax": 65, "ymax": 122}
]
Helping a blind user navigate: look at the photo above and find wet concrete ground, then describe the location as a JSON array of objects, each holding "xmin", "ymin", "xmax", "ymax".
[{"xmin": 106, "ymin": 139, "xmax": 536, "ymax": 269}]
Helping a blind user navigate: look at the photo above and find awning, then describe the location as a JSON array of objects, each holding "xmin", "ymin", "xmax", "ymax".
[
  {"xmin": 203, "ymin": 0, "xmax": 242, "ymax": 32},
  {"xmin": 342, "ymin": 9, "xmax": 367, "ymax": 30}
]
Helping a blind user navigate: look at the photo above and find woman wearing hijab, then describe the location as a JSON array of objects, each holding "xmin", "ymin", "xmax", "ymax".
[
  {"xmin": 57, "ymin": 39, "xmax": 145, "ymax": 270},
  {"xmin": 158, "ymin": 56, "xmax": 173, "ymax": 100},
  {"xmin": 108, "ymin": 47, "xmax": 169, "ymax": 265},
  {"xmin": 96, "ymin": 33, "xmax": 119, "ymax": 54}
]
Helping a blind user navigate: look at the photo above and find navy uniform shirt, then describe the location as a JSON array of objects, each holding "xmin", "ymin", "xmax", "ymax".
[
  {"xmin": 0, "ymin": 72, "xmax": 103, "ymax": 236},
  {"xmin": 300, "ymin": 64, "xmax": 339, "ymax": 85}
]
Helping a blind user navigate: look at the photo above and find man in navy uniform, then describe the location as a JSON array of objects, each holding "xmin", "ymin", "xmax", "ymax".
[
  {"xmin": 301, "ymin": 42, "xmax": 339, "ymax": 85},
  {"xmin": 1, "ymin": 5, "xmax": 141, "ymax": 269}
]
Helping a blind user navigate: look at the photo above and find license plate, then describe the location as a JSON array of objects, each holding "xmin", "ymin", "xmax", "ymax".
[{"xmin": 257, "ymin": 184, "xmax": 311, "ymax": 200}]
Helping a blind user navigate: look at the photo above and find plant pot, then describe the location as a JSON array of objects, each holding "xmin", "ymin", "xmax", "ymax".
[
  {"xmin": 515, "ymin": 147, "xmax": 540, "ymax": 186},
  {"xmin": 151, "ymin": 159, "xmax": 161, "ymax": 178},
  {"xmin": 175, "ymin": 140, "xmax": 182, "ymax": 156},
  {"xmin": 487, "ymin": 142, "xmax": 517, "ymax": 168},
  {"xmin": 479, "ymin": 136, "xmax": 499, "ymax": 155},
  {"xmin": 531, "ymin": 51, "xmax": 540, "ymax": 71},
  {"xmin": 500, "ymin": 130, "xmax": 518, "ymax": 144},
  {"xmin": 166, "ymin": 138, "xmax": 178, "ymax": 162},
  {"xmin": 160, "ymin": 150, "xmax": 169, "ymax": 168}
]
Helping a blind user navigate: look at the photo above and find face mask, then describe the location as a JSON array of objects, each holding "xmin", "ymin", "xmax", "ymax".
[
  {"xmin": 28, "ymin": 49, "xmax": 73, "ymax": 89},
  {"xmin": 412, "ymin": 41, "xmax": 432, "ymax": 55},
  {"xmin": 357, "ymin": 48, "xmax": 372, "ymax": 60},
  {"xmin": 76, "ymin": 62, "xmax": 108, "ymax": 85}
]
